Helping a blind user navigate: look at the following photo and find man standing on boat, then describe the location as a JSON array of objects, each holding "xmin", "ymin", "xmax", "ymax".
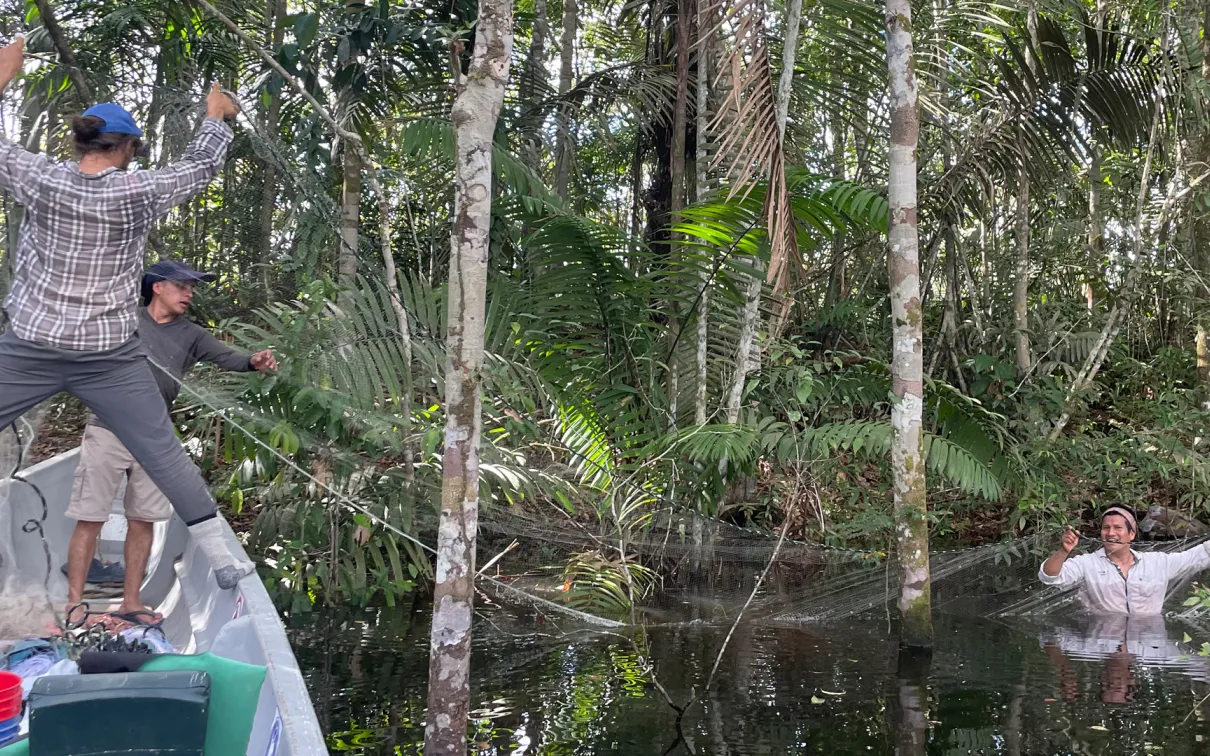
[
  {"xmin": 1039, "ymin": 507, "xmax": 1210, "ymax": 614},
  {"xmin": 65, "ymin": 261, "xmax": 277, "ymax": 624},
  {"xmin": 0, "ymin": 37, "xmax": 257, "ymax": 591}
]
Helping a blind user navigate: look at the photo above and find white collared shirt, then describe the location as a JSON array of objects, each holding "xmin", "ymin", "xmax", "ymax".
[{"xmin": 1037, "ymin": 542, "xmax": 1210, "ymax": 614}]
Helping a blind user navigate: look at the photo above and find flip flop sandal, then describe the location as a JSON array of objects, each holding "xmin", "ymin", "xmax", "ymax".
[{"xmin": 65, "ymin": 602, "xmax": 107, "ymax": 631}]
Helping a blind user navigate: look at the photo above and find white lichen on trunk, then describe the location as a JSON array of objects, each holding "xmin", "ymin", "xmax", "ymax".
[
  {"xmin": 885, "ymin": 0, "xmax": 932, "ymax": 648},
  {"xmin": 423, "ymin": 0, "xmax": 514, "ymax": 750}
]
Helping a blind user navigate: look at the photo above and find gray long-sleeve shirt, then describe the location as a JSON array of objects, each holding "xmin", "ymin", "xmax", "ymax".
[{"xmin": 90, "ymin": 307, "xmax": 253, "ymax": 431}]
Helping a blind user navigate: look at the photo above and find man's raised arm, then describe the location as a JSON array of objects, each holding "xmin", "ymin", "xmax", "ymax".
[
  {"xmin": 1040, "ymin": 527, "xmax": 1081, "ymax": 583},
  {"xmin": 150, "ymin": 83, "xmax": 239, "ymax": 215},
  {"xmin": 0, "ymin": 37, "xmax": 53, "ymax": 206}
]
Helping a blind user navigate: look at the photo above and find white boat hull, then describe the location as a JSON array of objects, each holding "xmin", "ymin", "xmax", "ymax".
[{"xmin": 0, "ymin": 448, "xmax": 327, "ymax": 756}]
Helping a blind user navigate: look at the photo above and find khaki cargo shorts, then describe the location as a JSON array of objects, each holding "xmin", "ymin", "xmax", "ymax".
[{"xmin": 66, "ymin": 424, "xmax": 173, "ymax": 523}]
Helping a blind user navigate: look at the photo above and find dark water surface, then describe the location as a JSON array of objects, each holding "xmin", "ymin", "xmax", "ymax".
[{"xmin": 287, "ymin": 603, "xmax": 1210, "ymax": 755}]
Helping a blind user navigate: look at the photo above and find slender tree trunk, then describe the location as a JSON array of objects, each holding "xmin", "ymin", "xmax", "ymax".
[
  {"xmin": 375, "ymin": 181, "xmax": 415, "ymax": 489},
  {"xmin": 765, "ymin": 0, "xmax": 801, "ymax": 335},
  {"xmin": 1086, "ymin": 0, "xmax": 1105, "ymax": 310},
  {"xmin": 422, "ymin": 0, "xmax": 514, "ymax": 749},
  {"xmin": 665, "ymin": 0, "xmax": 692, "ymax": 430},
  {"xmin": 630, "ymin": 139, "xmax": 643, "ymax": 239},
  {"xmin": 694, "ymin": 0, "xmax": 712, "ymax": 426},
  {"xmin": 671, "ymin": 0, "xmax": 690, "ymax": 216},
  {"xmin": 259, "ymin": 0, "xmax": 286, "ymax": 302},
  {"xmin": 823, "ymin": 113, "xmax": 846, "ymax": 315},
  {"xmin": 1014, "ymin": 164, "xmax": 1031, "ymax": 373},
  {"xmin": 1195, "ymin": 0, "xmax": 1210, "ymax": 379},
  {"xmin": 521, "ymin": 0, "xmax": 549, "ymax": 170},
  {"xmin": 775, "ymin": 0, "xmax": 804, "ymax": 140},
  {"xmin": 339, "ymin": 148, "xmax": 362, "ymax": 283},
  {"xmin": 718, "ymin": 265, "xmax": 763, "ymax": 485},
  {"xmin": 944, "ymin": 230, "xmax": 967, "ymax": 393},
  {"xmin": 1197, "ymin": 325, "xmax": 1209, "ymax": 383},
  {"xmin": 1015, "ymin": 0, "xmax": 1036, "ymax": 372},
  {"xmin": 885, "ymin": 0, "xmax": 931, "ymax": 648},
  {"xmin": 555, "ymin": 0, "xmax": 577, "ymax": 201}
]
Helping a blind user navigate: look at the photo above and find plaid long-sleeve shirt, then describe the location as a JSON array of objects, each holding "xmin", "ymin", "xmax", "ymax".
[{"xmin": 0, "ymin": 118, "xmax": 234, "ymax": 351}]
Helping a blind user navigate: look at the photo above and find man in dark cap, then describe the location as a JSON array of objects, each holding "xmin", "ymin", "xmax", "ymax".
[
  {"xmin": 65, "ymin": 261, "xmax": 276, "ymax": 624},
  {"xmin": 0, "ymin": 36, "xmax": 259, "ymax": 591},
  {"xmin": 1040, "ymin": 507, "xmax": 1210, "ymax": 614}
]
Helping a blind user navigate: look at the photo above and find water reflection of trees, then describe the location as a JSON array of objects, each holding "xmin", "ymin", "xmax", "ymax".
[{"xmin": 285, "ymin": 606, "xmax": 1210, "ymax": 755}]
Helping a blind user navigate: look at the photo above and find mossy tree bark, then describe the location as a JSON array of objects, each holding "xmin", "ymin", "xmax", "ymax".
[
  {"xmin": 885, "ymin": 0, "xmax": 932, "ymax": 648},
  {"xmin": 423, "ymin": 0, "xmax": 514, "ymax": 749}
]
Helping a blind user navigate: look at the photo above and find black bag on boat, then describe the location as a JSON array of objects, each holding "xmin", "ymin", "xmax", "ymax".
[{"xmin": 27, "ymin": 670, "xmax": 210, "ymax": 756}]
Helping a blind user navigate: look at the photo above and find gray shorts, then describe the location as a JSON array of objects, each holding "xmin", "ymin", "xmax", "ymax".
[{"xmin": 66, "ymin": 424, "xmax": 173, "ymax": 523}]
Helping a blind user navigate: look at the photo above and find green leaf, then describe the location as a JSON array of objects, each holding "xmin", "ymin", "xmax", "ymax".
[{"xmin": 295, "ymin": 13, "xmax": 320, "ymax": 48}]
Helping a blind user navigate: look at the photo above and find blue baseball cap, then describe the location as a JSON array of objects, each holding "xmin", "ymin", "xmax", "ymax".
[
  {"xmin": 82, "ymin": 103, "xmax": 143, "ymax": 137},
  {"xmin": 142, "ymin": 261, "xmax": 216, "ymax": 304}
]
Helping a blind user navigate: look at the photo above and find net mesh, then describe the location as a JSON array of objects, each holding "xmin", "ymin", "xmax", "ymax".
[
  {"xmin": 1, "ymin": 12, "xmax": 1209, "ymax": 642},
  {"xmin": 473, "ymin": 505, "xmax": 1210, "ymax": 627}
]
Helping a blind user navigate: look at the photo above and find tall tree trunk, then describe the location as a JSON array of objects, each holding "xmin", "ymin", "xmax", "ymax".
[
  {"xmin": 665, "ymin": 0, "xmax": 692, "ymax": 430},
  {"xmin": 886, "ymin": 0, "xmax": 932, "ymax": 648},
  {"xmin": 630, "ymin": 138, "xmax": 643, "ymax": 239},
  {"xmin": 766, "ymin": 0, "xmax": 801, "ymax": 334},
  {"xmin": 1086, "ymin": 0, "xmax": 1105, "ymax": 310},
  {"xmin": 718, "ymin": 266, "xmax": 762, "ymax": 486},
  {"xmin": 1015, "ymin": 0, "xmax": 1036, "ymax": 373},
  {"xmin": 670, "ymin": 0, "xmax": 690, "ymax": 216},
  {"xmin": 718, "ymin": 0, "xmax": 799, "ymax": 479},
  {"xmin": 1195, "ymin": 0, "xmax": 1210, "ymax": 380},
  {"xmin": 376, "ymin": 184, "xmax": 414, "ymax": 489},
  {"xmin": 1198, "ymin": 325, "xmax": 1210, "ymax": 383},
  {"xmin": 422, "ymin": 0, "xmax": 514, "ymax": 749},
  {"xmin": 521, "ymin": 0, "xmax": 549, "ymax": 170},
  {"xmin": 693, "ymin": 0, "xmax": 712, "ymax": 426},
  {"xmin": 823, "ymin": 109, "xmax": 846, "ymax": 323},
  {"xmin": 555, "ymin": 0, "xmax": 577, "ymax": 201},
  {"xmin": 339, "ymin": 148, "xmax": 361, "ymax": 283},
  {"xmin": 1013, "ymin": 164, "xmax": 1031, "ymax": 373},
  {"xmin": 259, "ymin": 0, "xmax": 286, "ymax": 301},
  {"xmin": 775, "ymin": 0, "xmax": 803, "ymax": 140}
]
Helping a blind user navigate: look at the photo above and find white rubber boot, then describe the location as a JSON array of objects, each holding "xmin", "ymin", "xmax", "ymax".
[{"xmin": 188, "ymin": 517, "xmax": 256, "ymax": 589}]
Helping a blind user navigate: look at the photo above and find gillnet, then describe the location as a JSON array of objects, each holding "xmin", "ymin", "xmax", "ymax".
[
  {"xmin": 473, "ymin": 504, "xmax": 1210, "ymax": 627},
  {"xmin": 3, "ymin": 4, "xmax": 1210, "ymax": 649}
]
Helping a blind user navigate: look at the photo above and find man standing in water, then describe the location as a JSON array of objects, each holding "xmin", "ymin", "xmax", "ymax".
[
  {"xmin": 65, "ymin": 261, "xmax": 277, "ymax": 624},
  {"xmin": 0, "ymin": 37, "xmax": 254, "ymax": 589},
  {"xmin": 1040, "ymin": 507, "xmax": 1210, "ymax": 614}
]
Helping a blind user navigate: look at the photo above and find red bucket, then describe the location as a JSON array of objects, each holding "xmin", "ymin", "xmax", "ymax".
[{"xmin": 0, "ymin": 671, "xmax": 20, "ymax": 720}]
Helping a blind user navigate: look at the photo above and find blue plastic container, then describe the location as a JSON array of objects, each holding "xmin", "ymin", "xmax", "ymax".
[{"xmin": 0, "ymin": 714, "xmax": 20, "ymax": 746}]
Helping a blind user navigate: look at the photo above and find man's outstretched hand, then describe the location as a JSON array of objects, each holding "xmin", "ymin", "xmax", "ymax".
[
  {"xmin": 0, "ymin": 37, "xmax": 25, "ymax": 92},
  {"xmin": 205, "ymin": 82, "xmax": 239, "ymax": 121},
  {"xmin": 1060, "ymin": 526, "xmax": 1079, "ymax": 554},
  {"xmin": 250, "ymin": 349, "xmax": 277, "ymax": 372}
]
